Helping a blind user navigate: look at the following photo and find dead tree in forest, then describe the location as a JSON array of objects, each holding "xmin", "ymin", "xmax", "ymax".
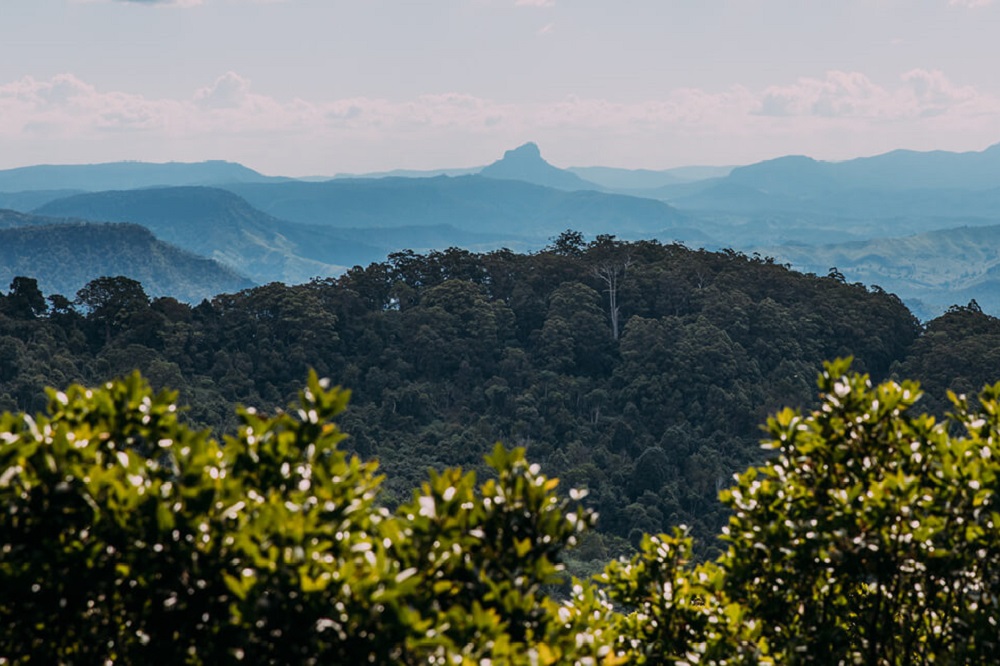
[{"xmin": 592, "ymin": 256, "xmax": 632, "ymax": 340}]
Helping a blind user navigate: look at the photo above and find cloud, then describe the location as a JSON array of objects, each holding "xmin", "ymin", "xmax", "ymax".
[
  {"xmin": 902, "ymin": 68, "xmax": 978, "ymax": 112},
  {"xmin": 949, "ymin": 0, "xmax": 993, "ymax": 7},
  {"xmin": 515, "ymin": 0, "xmax": 555, "ymax": 6},
  {"xmin": 753, "ymin": 69, "xmax": 988, "ymax": 121},
  {"xmin": 1, "ymin": 69, "xmax": 998, "ymax": 173},
  {"xmin": 194, "ymin": 72, "xmax": 252, "ymax": 109},
  {"xmin": 757, "ymin": 71, "xmax": 894, "ymax": 118}
]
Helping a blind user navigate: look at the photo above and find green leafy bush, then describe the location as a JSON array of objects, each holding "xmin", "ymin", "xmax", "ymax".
[
  {"xmin": 3, "ymin": 360, "xmax": 1000, "ymax": 664},
  {"xmin": 0, "ymin": 371, "xmax": 599, "ymax": 664},
  {"xmin": 720, "ymin": 358, "xmax": 1000, "ymax": 663}
]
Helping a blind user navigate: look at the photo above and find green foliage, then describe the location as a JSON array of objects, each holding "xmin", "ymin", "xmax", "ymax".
[
  {"xmin": 896, "ymin": 303, "xmax": 1000, "ymax": 415},
  {"xmin": 5, "ymin": 363, "xmax": 1000, "ymax": 663},
  {"xmin": 389, "ymin": 443, "xmax": 597, "ymax": 661},
  {"xmin": 720, "ymin": 358, "xmax": 1000, "ymax": 663},
  {"xmin": 601, "ymin": 530, "xmax": 761, "ymax": 665},
  {"xmin": 0, "ymin": 372, "xmax": 606, "ymax": 664},
  {"xmin": 0, "ymin": 371, "xmax": 400, "ymax": 663},
  {"xmin": 3, "ymin": 278, "xmax": 47, "ymax": 320}
]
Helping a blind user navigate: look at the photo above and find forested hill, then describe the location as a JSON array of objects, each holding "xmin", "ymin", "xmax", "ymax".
[
  {"xmin": 3, "ymin": 235, "xmax": 983, "ymax": 558},
  {"xmin": 0, "ymin": 217, "xmax": 253, "ymax": 302},
  {"xmin": 32, "ymin": 186, "xmax": 375, "ymax": 285}
]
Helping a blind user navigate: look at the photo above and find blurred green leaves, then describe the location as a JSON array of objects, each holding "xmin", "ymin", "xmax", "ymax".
[
  {"xmin": 4, "ymin": 361, "xmax": 1000, "ymax": 663},
  {"xmin": 0, "ymin": 371, "xmax": 605, "ymax": 664}
]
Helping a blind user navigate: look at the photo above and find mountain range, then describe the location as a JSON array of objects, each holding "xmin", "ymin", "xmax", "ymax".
[
  {"xmin": 725, "ymin": 144, "xmax": 1000, "ymax": 194},
  {"xmin": 760, "ymin": 224, "xmax": 1000, "ymax": 319},
  {"xmin": 0, "ymin": 211, "xmax": 252, "ymax": 302},
  {"xmin": 0, "ymin": 160, "xmax": 285, "ymax": 192},
  {"xmin": 221, "ymin": 175, "xmax": 689, "ymax": 237},
  {"xmin": 6, "ymin": 141, "xmax": 1000, "ymax": 315},
  {"xmin": 332, "ymin": 142, "xmax": 733, "ymax": 191},
  {"xmin": 32, "ymin": 187, "xmax": 371, "ymax": 285}
]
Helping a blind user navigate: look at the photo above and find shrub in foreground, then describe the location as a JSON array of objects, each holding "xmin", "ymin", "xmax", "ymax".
[{"xmin": 2, "ymin": 359, "xmax": 1000, "ymax": 664}]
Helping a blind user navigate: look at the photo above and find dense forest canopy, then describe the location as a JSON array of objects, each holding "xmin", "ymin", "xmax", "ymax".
[{"xmin": 1, "ymin": 235, "xmax": 996, "ymax": 556}]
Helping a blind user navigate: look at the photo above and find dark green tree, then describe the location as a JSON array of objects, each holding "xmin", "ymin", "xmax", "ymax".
[
  {"xmin": 76, "ymin": 275, "xmax": 151, "ymax": 344},
  {"xmin": 4, "ymin": 277, "xmax": 48, "ymax": 319}
]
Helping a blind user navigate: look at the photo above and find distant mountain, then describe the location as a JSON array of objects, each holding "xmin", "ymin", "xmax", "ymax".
[
  {"xmin": 0, "ymin": 214, "xmax": 252, "ymax": 302},
  {"xmin": 0, "ymin": 160, "xmax": 287, "ymax": 193},
  {"xmin": 478, "ymin": 143, "xmax": 601, "ymax": 191},
  {"xmin": 723, "ymin": 155, "xmax": 835, "ymax": 197},
  {"xmin": 33, "ymin": 187, "xmax": 385, "ymax": 285},
  {"xmin": 651, "ymin": 150, "xmax": 984, "ymax": 210},
  {"xmin": 333, "ymin": 167, "xmax": 481, "ymax": 180},
  {"xmin": 703, "ymin": 142, "xmax": 1000, "ymax": 200},
  {"xmin": 222, "ymin": 174, "xmax": 688, "ymax": 240},
  {"xmin": 0, "ymin": 190, "xmax": 84, "ymax": 212},
  {"xmin": 830, "ymin": 143, "xmax": 1000, "ymax": 191},
  {"xmin": 567, "ymin": 165, "xmax": 733, "ymax": 191},
  {"xmin": 659, "ymin": 142, "xmax": 1000, "ymax": 247},
  {"xmin": 761, "ymin": 224, "xmax": 1000, "ymax": 318},
  {"xmin": 334, "ymin": 153, "xmax": 734, "ymax": 192},
  {"xmin": 671, "ymin": 183, "xmax": 1000, "ymax": 248}
]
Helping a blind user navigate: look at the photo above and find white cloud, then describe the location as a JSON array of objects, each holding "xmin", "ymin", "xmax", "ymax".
[
  {"xmin": 0, "ymin": 74, "xmax": 168, "ymax": 135},
  {"xmin": 1, "ymin": 69, "xmax": 998, "ymax": 173},
  {"xmin": 902, "ymin": 68, "xmax": 979, "ymax": 113},
  {"xmin": 194, "ymin": 72, "xmax": 253, "ymax": 109},
  {"xmin": 753, "ymin": 69, "xmax": 989, "ymax": 121},
  {"xmin": 758, "ymin": 71, "xmax": 895, "ymax": 118},
  {"xmin": 949, "ymin": 0, "xmax": 993, "ymax": 7},
  {"xmin": 515, "ymin": 0, "xmax": 555, "ymax": 6}
]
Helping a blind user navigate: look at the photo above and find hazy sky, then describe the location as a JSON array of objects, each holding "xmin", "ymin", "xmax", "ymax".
[{"xmin": 2, "ymin": 0, "xmax": 1000, "ymax": 175}]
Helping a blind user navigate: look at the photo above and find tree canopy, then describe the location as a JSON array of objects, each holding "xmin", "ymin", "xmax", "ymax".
[{"xmin": 0, "ymin": 237, "xmax": 936, "ymax": 560}]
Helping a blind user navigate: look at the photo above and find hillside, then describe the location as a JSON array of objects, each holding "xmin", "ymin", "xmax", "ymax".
[
  {"xmin": 222, "ymin": 174, "xmax": 690, "ymax": 241},
  {"xmin": 762, "ymin": 224, "xmax": 1000, "ymax": 318},
  {"xmin": 655, "ymin": 182, "xmax": 1000, "ymax": 314},
  {"xmin": 0, "ymin": 217, "xmax": 252, "ymax": 302},
  {"xmin": 32, "ymin": 187, "xmax": 387, "ymax": 285}
]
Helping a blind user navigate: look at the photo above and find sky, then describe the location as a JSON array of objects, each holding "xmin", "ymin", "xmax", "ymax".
[{"xmin": 2, "ymin": 0, "xmax": 1000, "ymax": 176}]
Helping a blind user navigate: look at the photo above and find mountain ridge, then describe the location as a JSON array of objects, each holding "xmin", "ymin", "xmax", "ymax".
[
  {"xmin": 0, "ymin": 214, "xmax": 253, "ymax": 302},
  {"xmin": 0, "ymin": 160, "xmax": 288, "ymax": 193},
  {"xmin": 32, "ymin": 187, "xmax": 375, "ymax": 285},
  {"xmin": 221, "ymin": 174, "xmax": 689, "ymax": 239}
]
